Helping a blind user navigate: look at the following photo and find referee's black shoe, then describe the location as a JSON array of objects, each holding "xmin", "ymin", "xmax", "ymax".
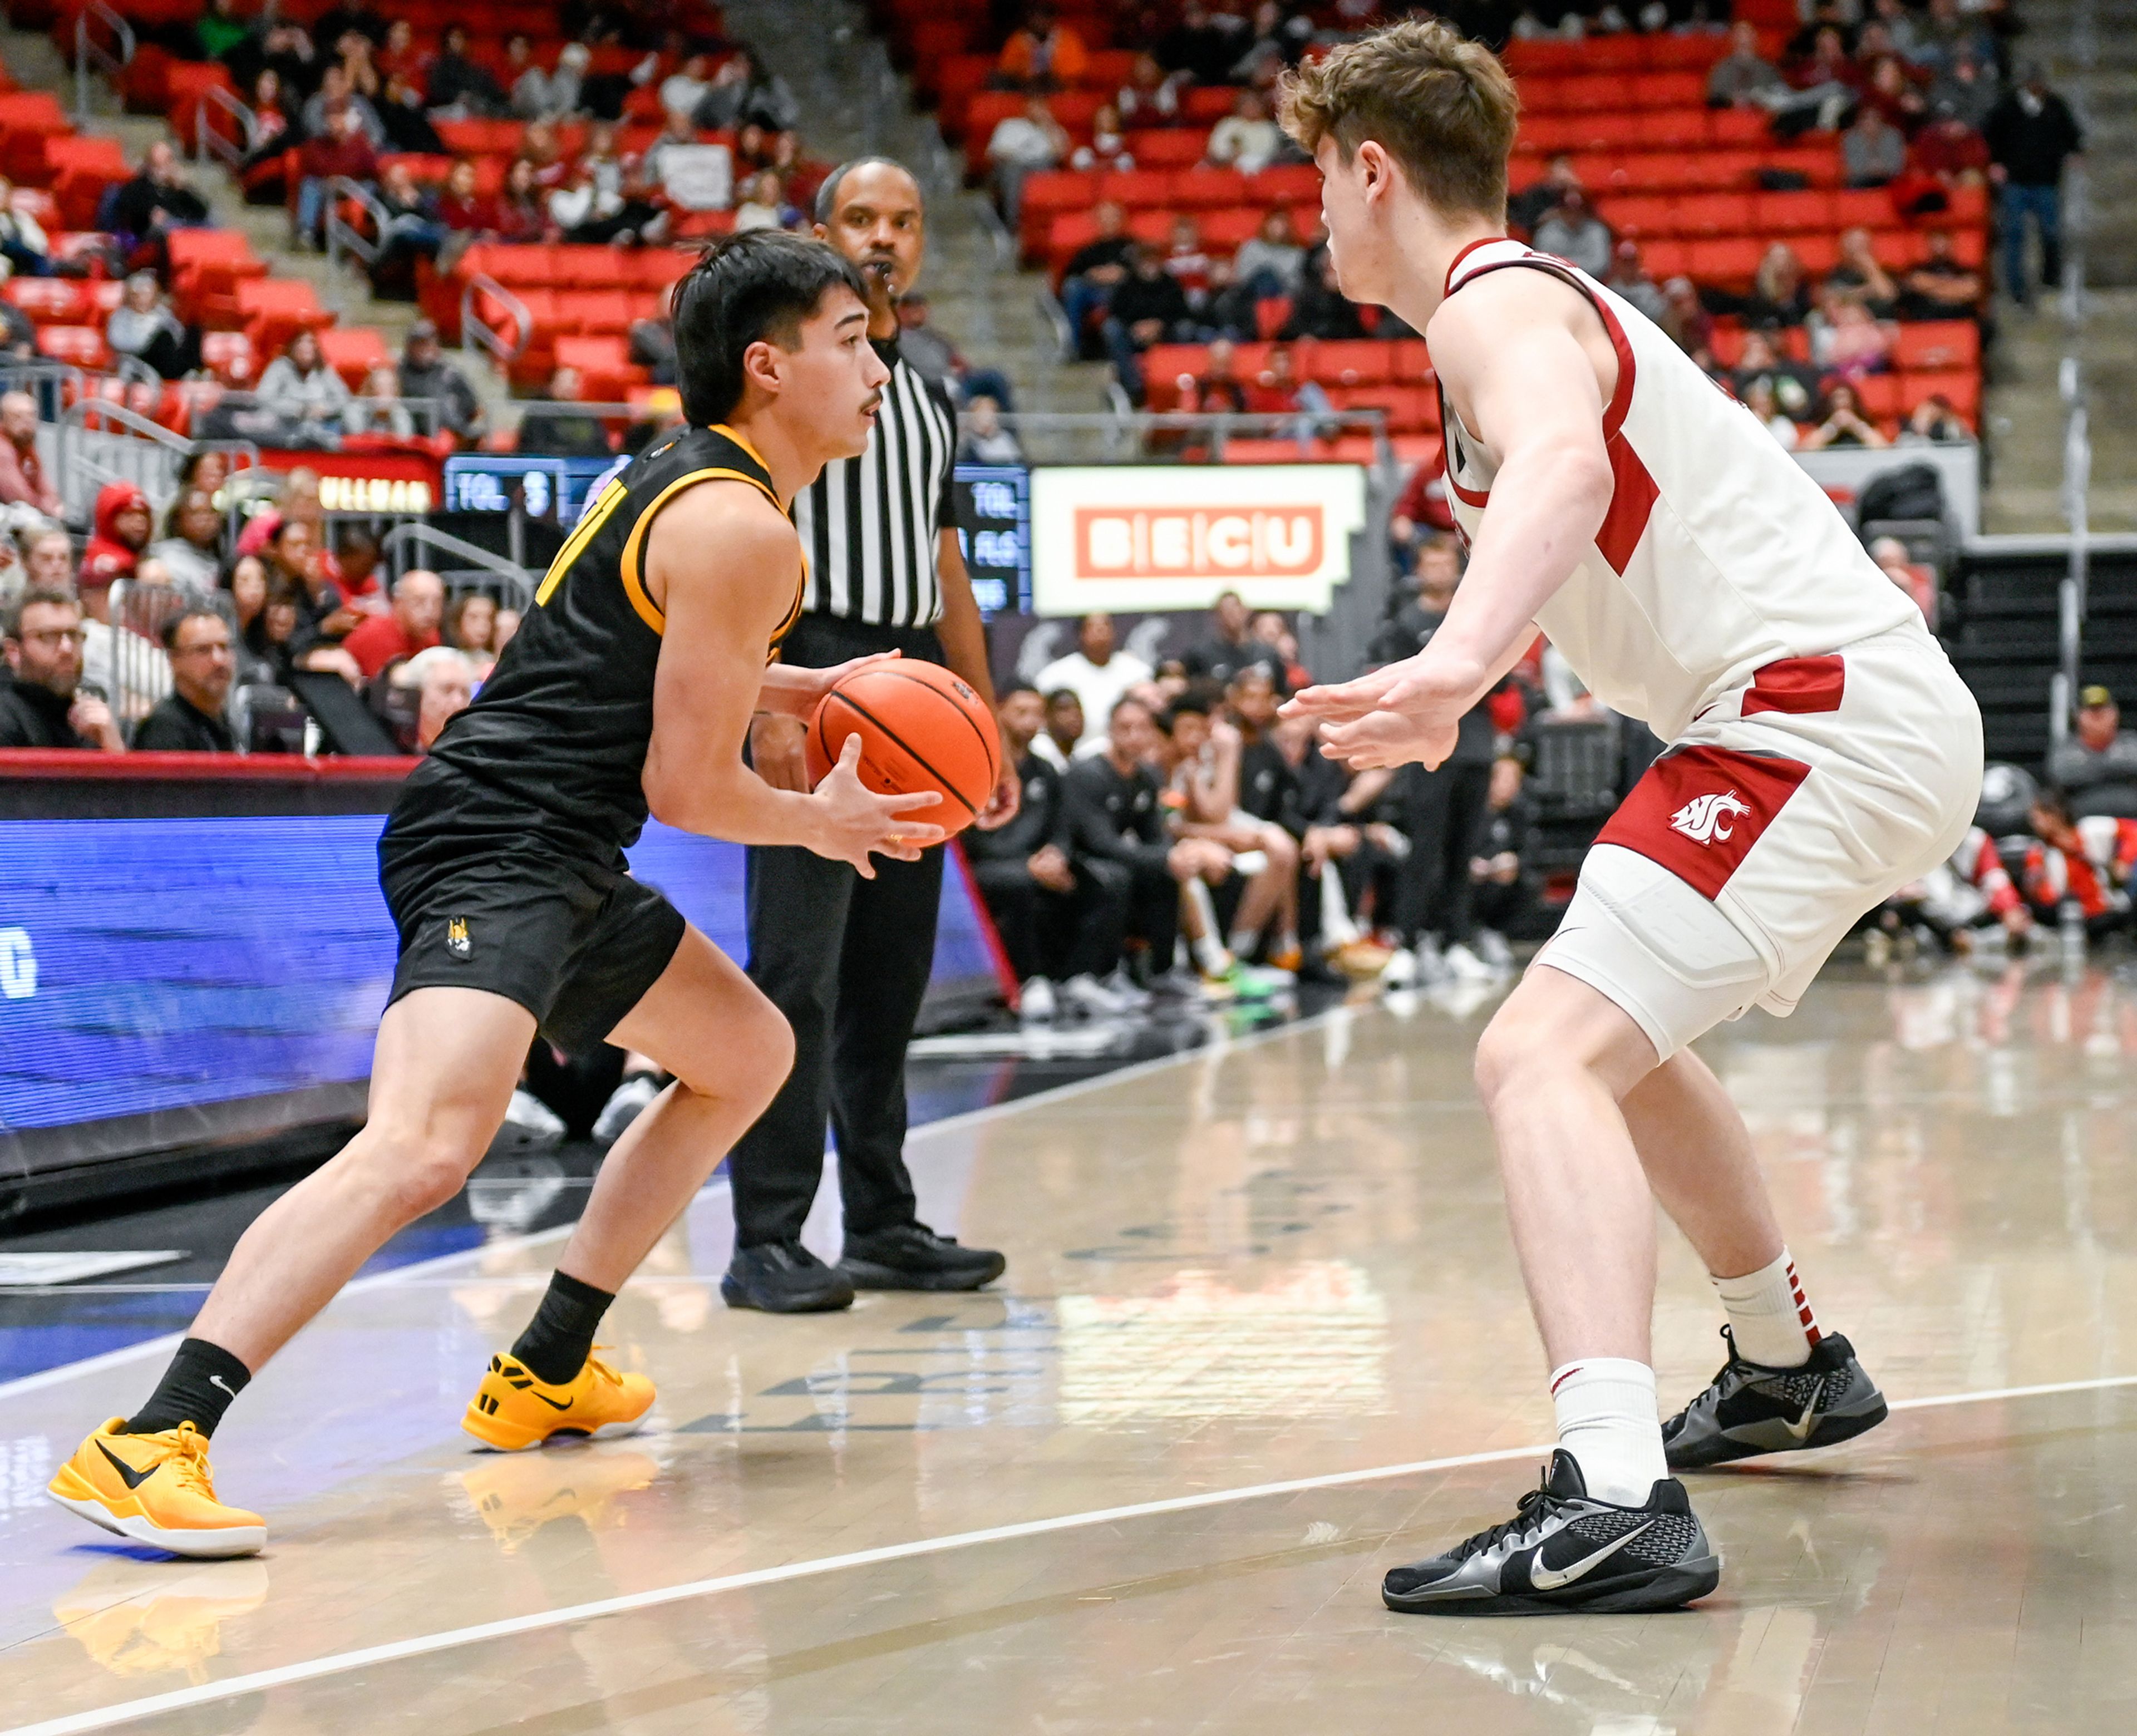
[
  {"xmin": 1662, "ymin": 1326, "xmax": 1888, "ymax": 1469},
  {"xmin": 838, "ymin": 1224, "xmax": 1006, "ymax": 1291},
  {"xmin": 721, "ymin": 1242, "xmax": 855, "ymax": 1314}
]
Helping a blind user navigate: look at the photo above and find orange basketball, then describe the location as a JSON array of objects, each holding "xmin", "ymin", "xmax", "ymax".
[{"xmin": 804, "ymin": 661, "xmax": 1001, "ymax": 838}]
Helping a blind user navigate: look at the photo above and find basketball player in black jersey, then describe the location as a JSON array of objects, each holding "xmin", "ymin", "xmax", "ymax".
[{"xmin": 48, "ymin": 234, "xmax": 946, "ymax": 1559}]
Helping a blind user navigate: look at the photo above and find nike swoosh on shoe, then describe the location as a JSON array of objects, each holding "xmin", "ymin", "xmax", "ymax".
[
  {"xmin": 1529, "ymin": 1521, "xmax": 1653, "ymax": 1591},
  {"xmin": 95, "ymin": 1441, "xmax": 157, "ymax": 1491}
]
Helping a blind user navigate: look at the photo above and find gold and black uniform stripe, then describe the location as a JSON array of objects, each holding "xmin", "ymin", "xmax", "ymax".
[{"xmin": 389, "ymin": 422, "xmax": 802, "ymax": 867}]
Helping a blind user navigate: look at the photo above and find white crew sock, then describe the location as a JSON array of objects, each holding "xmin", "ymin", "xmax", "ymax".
[
  {"xmin": 1227, "ymin": 927, "xmax": 1260, "ymax": 959},
  {"xmin": 1550, "ymin": 1358, "xmax": 1668, "ymax": 1506},
  {"xmin": 1319, "ymin": 867, "xmax": 1361, "ymax": 949},
  {"xmin": 1712, "ymin": 1249, "xmax": 1819, "ymax": 1369},
  {"xmin": 1182, "ymin": 880, "xmax": 1230, "ymax": 975}
]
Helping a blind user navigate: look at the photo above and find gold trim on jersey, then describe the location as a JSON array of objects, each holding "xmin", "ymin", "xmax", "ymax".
[
  {"xmin": 533, "ymin": 474, "xmax": 629, "ymax": 609},
  {"xmin": 711, "ymin": 422, "xmax": 772, "ymax": 473},
  {"xmin": 618, "ymin": 466, "xmax": 785, "ymax": 637}
]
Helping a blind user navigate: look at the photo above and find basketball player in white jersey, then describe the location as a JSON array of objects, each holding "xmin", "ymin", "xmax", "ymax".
[{"xmin": 1279, "ymin": 22, "xmax": 1983, "ymax": 1614}]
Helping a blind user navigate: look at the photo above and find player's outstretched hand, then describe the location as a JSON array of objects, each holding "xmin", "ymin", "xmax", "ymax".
[
  {"xmin": 1280, "ymin": 662, "xmax": 1406, "ymax": 724},
  {"xmin": 810, "ymin": 736, "xmax": 947, "ymax": 877},
  {"xmin": 1313, "ymin": 655, "xmax": 1482, "ymax": 772}
]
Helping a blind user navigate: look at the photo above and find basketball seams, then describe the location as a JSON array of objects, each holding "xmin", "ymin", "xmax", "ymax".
[
  {"xmin": 869, "ymin": 667, "xmax": 1001, "ymax": 789},
  {"xmin": 824, "ymin": 690, "xmax": 980, "ymax": 818}
]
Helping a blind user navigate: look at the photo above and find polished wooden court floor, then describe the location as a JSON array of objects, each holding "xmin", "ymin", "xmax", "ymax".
[{"xmin": 7, "ymin": 958, "xmax": 2137, "ymax": 1735}]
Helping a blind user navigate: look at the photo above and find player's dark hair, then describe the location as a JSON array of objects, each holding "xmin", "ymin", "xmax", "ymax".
[
  {"xmin": 1001, "ymin": 682, "xmax": 1042, "ymax": 702},
  {"xmin": 671, "ymin": 231, "xmax": 869, "ymax": 429},
  {"xmin": 1161, "ymin": 694, "xmax": 1211, "ymax": 729},
  {"xmin": 1045, "ymin": 687, "xmax": 1082, "ymax": 710}
]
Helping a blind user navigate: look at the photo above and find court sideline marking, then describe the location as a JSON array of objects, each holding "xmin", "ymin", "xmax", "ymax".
[
  {"xmin": 10, "ymin": 1370, "xmax": 2137, "ymax": 1736},
  {"xmin": 1, "ymin": 1007, "xmax": 1345, "ymax": 1402}
]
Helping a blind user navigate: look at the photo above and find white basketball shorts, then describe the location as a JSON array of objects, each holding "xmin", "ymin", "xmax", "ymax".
[{"xmin": 1533, "ymin": 621, "xmax": 1984, "ymax": 1061}]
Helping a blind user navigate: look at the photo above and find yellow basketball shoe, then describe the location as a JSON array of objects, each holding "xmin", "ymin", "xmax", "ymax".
[
  {"xmin": 462, "ymin": 1351, "xmax": 655, "ymax": 1452},
  {"xmin": 47, "ymin": 1421, "xmax": 265, "ymax": 1559}
]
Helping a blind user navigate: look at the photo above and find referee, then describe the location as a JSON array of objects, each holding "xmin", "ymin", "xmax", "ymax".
[{"xmin": 722, "ymin": 157, "xmax": 1018, "ymax": 1313}]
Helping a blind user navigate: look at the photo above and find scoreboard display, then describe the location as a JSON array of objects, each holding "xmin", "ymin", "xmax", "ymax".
[{"xmin": 952, "ymin": 465, "xmax": 1031, "ymax": 619}]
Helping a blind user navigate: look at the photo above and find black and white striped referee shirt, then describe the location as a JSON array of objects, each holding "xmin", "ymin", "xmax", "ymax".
[{"xmin": 792, "ymin": 341, "xmax": 961, "ymax": 630}]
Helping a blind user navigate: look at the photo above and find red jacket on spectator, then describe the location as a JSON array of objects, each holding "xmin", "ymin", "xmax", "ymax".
[
  {"xmin": 298, "ymin": 129, "xmax": 379, "ymax": 186},
  {"xmin": 436, "ymin": 191, "xmax": 500, "ymax": 233},
  {"xmin": 339, "ymin": 612, "xmax": 440, "ymax": 678},
  {"xmin": 79, "ymin": 481, "xmax": 149, "ymax": 590},
  {"xmin": 1912, "ymin": 119, "xmax": 1990, "ymax": 180},
  {"xmin": 0, "ymin": 430, "xmax": 60, "ymax": 519},
  {"xmin": 2022, "ymin": 818, "xmax": 2137, "ymax": 917},
  {"xmin": 1952, "ymin": 828, "xmax": 2023, "ymax": 918}
]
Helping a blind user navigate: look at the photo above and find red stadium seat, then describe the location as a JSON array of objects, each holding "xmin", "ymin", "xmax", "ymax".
[
  {"xmin": 36, "ymin": 323, "xmax": 110, "ymax": 369},
  {"xmin": 1391, "ymin": 339, "xmax": 1432, "ymax": 382},
  {"xmin": 317, "ymin": 326, "xmax": 391, "ymax": 391},
  {"xmin": 1751, "ymin": 190, "xmax": 1834, "ymax": 234},
  {"xmin": 1708, "ymin": 107, "xmax": 1774, "ymax": 149},
  {"xmin": 1173, "ymin": 168, "xmax": 1248, "ymax": 210},
  {"xmin": 1894, "ymin": 322, "xmax": 1980, "ymax": 371},
  {"xmin": 1900, "ymin": 369, "xmax": 1979, "ymax": 423},
  {"xmin": 1095, "ymin": 169, "xmax": 1173, "ymax": 209},
  {"xmin": 200, "ymin": 329, "xmax": 255, "ymax": 386},
  {"xmin": 3, "ymin": 276, "xmax": 86, "ymax": 323},
  {"xmin": 1245, "ymin": 166, "xmax": 1321, "ymax": 207},
  {"xmin": 1853, "ymin": 375, "xmax": 1902, "ymax": 420},
  {"xmin": 1125, "ymin": 130, "xmax": 1205, "ymax": 169},
  {"xmin": 1831, "ymin": 188, "xmax": 1899, "ymax": 231},
  {"xmin": 1598, "ymin": 197, "xmax": 1677, "ymax": 240},
  {"xmin": 1302, "ymin": 340, "xmax": 1392, "ymax": 386},
  {"xmin": 1687, "ymin": 238, "xmax": 1764, "ymax": 289},
  {"xmin": 1671, "ymin": 194, "xmax": 1755, "ymax": 238}
]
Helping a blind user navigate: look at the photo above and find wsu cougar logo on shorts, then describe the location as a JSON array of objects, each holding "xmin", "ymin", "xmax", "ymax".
[{"xmin": 1667, "ymin": 790, "xmax": 1755, "ymax": 845}]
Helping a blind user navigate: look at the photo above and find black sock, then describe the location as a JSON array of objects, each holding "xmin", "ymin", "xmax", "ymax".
[
  {"xmin": 124, "ymin": 1337, "xmax": 252, "ymax": 1438},
  {"xmin": 510, "ymin": 1271, "xmax": 615, "ymax": 1384}
]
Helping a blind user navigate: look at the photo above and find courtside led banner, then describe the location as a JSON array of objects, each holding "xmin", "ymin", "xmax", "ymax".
[{"xmin": 1030, "ymin": 465, "xmax": 1368, "ymax": 615}]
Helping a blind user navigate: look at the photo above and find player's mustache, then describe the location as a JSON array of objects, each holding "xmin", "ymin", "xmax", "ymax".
[{"xmin": 861, "ymin": 391, "xmax": 883, "ymax": 415}]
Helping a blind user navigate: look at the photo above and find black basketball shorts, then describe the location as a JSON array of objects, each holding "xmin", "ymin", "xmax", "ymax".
[{"xmin": 379, "ymin": 842, "xmax": 686, "ymax": 1055}]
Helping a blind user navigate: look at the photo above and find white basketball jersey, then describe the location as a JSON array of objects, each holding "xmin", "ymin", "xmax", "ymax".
[{"xmin": 1438, "ymin": 238, "xmax": 1917, "ymax": 741}]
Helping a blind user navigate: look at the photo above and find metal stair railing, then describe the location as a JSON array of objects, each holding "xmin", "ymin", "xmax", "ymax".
[
  {"xmin": 73, "ymin": 2, "xmax": 135, "ymax": 121},
  {"xmin": 379, "ymin": 521, "xmax": 535, "ymax": 609},
  {"xmin": 324, "ymin": 176, "xmax": 391, "ymax": 273},
  {"xmin": 59, "ymin": 396, "xmax": 258, "ymax": 524},
  {"xmin": 461, "ymin": 274, "xmax": 532, "ymax": 368},
  {"xmin": 195, "ymin": 85, "xmax": 258, "ymax": 170}
]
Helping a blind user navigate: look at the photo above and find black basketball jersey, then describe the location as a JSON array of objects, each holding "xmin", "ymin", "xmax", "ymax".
[{"xmin": 396, "ymin": 422, "xmax": 804, "ymax": 864}]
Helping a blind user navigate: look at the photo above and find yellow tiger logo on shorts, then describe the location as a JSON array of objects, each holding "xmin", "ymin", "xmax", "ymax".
[{"xmin": 446, "ymin": 918, "xmax": 471, "ymax": 959}]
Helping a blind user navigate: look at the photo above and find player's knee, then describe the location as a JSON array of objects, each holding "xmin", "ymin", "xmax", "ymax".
[
  {"xmin": 1265, "ymin": 828, "xmax": 1298, "ymax": 871},
  {"xmin": 674, "ymin": 996, "xmax": 792, "ymax": 1106},
  {"xmin": 1472, "ymin": 1001, "xmax": 1577, "ymax": 1107},
  {"xmin": 365, "ymin": 1128, "xmax": 481, "ymax": 1223}
]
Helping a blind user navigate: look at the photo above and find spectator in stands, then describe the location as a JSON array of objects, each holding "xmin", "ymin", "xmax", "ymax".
[
  {"xmin": 0, "ymin": 589, "xmax": 122, "ymax": 751},
  {"xmin": 1232, "ymin": 208, "xmax": 1306, "ymax": 301},
  {"xmin": 1601, "ymin": 240, "xmax": 1666, "ymax": 324},
  {"xmin": 0, "ymin": 392, "xmax": 60, "ymax": 520},
  {"xmin": 659, "ymin": 52, "xmax": 717, "ymax": 122},
  {"xmin": 340, "ymin": 568, "xmax": 444, "ymax": 678},
  {"xmin": 1232, "ymin": 1, "xmax": 1311, "ymax": 80},
  {"xmin": 1116, "ymin": 53, "xmax": 1180, "ymax": 126},
  {"xmin": 521, "ymin": 367, "xmax": 613, "ymax": 458},
  {"xmin": 1801, "ymin": 378, "xmax": 1890, "ymax": 448},
  {"xmin": 104, "ymin": 270, "xmax": 198, "ymax": 381},
  {"xmin": 1184, "ymin": 589, "xmax": 1287, "ymax": 691},
  {"xmin": 1862, "ymin": 53, "xmax": 1927, "ymax": 135},
  {"xmin": 294, "ymin": 101, "xmax": 380, "ymax": 248},
  {"xmin": 1707, "ymin": 20, "xmax": 1785, "ymax": 108},
  {"xmin": 1038, "ymin": 613, "xmax": 1153, "ymax": 749},
  {"xmin": 692, "ymin": 48, "xmax": 800, "ymax": 134},
  {"xmin": 234, "ymin": 70, "xmax": 297, "ymax": 203},
  {"xmin": 149, "ymin": 491, "xmax": 226, "ymax": 591},
  {"xmin": 370, "ymin": 159, "xmax": 446, "ymax": 279},
  {"xmin": 0, "ymin": 176, "xmax": 50, "ymax": 278},
  {"xmin": 1059, "ymin": 200, "xmax": 1135, "ymax": 362},
  {"xmin": 426, "ymin": 23, "xmax": 509, "ymax": 117},
  {"xmin": 223, "ymin": 18, "xmax": 318, "ymax": 115},
  {"xmin": 493, "ymin": 157, "xmax": 551, "ymax": 244},
  {"xmin": 995, "ymin": 3, "xmax": 1090, "ymax": 92},
  {"xmin": 1732, "ymin": 328, "xmax": 1813, "ymax": 401},
  {"xmin": 1105, "ymin": 245, "xmax": 1197, "ymax": 403},
  {"xmin": 80, "ymin": 482, "xmax": 151, "ymax": 595},
  {"xmin": 398, "ymin": 320, "xmax": 484, "ymax": 444},
  {"xmin": 1070, "ymin": 103, "xmax": 1136, "ymax": 174},
  {"xmin": 492, "ymin": 605, "xmax": 521, "ymax": 656},
  {"xmin": 515, "ymin": 40, "xmax": 589, "ymax": 122},
  {"xmin": 1205, "ymin": 89, "xmax": 1284, "ymax": 176},
  {"xmin": 344, "ymin": 365, "xmax": 415, "ymax": 437},
  {"xmin": 2048, "ymin": 685, "xmax": 2137, "ymax": 820},
  {"xmin": 1745, "ymin": 241, "xmax": 1814, "ymax": 328},
  {"xmin": 1281, "ymin": 246, "xmax": 1368, "ymax": 342},
  {"xmin": 445, "ymin": 590, "xmax": 499, "ymax": 672},
  {"xmin": 1064, "ymin": 696, "xmax": 1233, "ymax": 987},
  {"xmin": 196, "ymin": 0, "xmax": 249, "ymax": 61},
  {"xmin": 1827, "ymin": 225, "xmax": 1900, "ymax": 314},
  {"xmin": 111, "ymin": 141, "xmax": 209, "ymax": 243},
  {"xmin": 1508, "ymin": 155, "xmax": 1579, "ymax": 238},
  {"xmin": 1928, "ymin": 51, "xmax": 1998, "ymax": 134},
  {"xmin": 1243, "ymin": 344, "xmax": 1331, "ymax": 448},
  {"xmin": 257, "ymin": 513, "xmax": 356, "ymax": 647},
  {"xmin": 1744, "ymin": 377, "xmax": 1801, "ymax": 450},
  {"xmin": 958, "ymin": 394, "xmax": 1023, "ymax": 463},
  {"xmin": 1984, "ymin": 65, "xmax": 2085, "ymax": 309},
  {"xmin": 0, "ymin": 294, "xmax": 29, "ymax": 363},
  {"xmin": 1842, "ymin": 104, "xmax": 1907, "ymax": 189},
  {"xmin": 1158, "ymin": 2, "xmax": 1240, "ymax": 87},
  {"xmin": 1253, "ymin": 610, "xmax": 1309, "ymax": 694},
  {"xmin": 259, "ymin": 329, "xmax": 353, "ymax": 443},
  {"xmin": 642, "ymin": 113, "xmax": 728, "ymax": 215},
  {"xmin": 377, "ymin": 73, "xmax": 445, "ymax": 155},
  {"xmin": 1659, "ymin": 275, "xmax": 1714, "ymax": 359},
  {"xmin": 1910, "ymin": 98, "xmax": 1991, "ymax": 198},
  {"xmin": 303, "ymin": 63, "xmax": 385, "ymax": 150},
  {"xmin": 1532, "ymin": 188, "xmax": 1611, "ymax": 279},
  {"xmin": 432, "ymin": 159, "xmax": 498, "ymax": 260},
  {"xmin": 987, "ymin": 96, "xmax": 1070, "ymax": 225},
  {"xmin": 1899, "ymin": 392, "xmax": 1971, "ymax": 443},
  {"xmin": 376, "ymin": 17, "xmax": 422, "ymax": 87},
  {"xmin": 132, "ymin": 608, "xmax": 236, "ymax": 751},
  {"xmin": 393, "ymin": 644, "xmax": 475, "ymax": 749},
  {"xmin": 1035, "ymin": 687, "xmax": 1084, "ymax": 768},
  {"xmin": 22, "ymin": 528, "xmax": 73, "ymax": 591},
  {"xmin": 731, "ymin": 169, "xmax": 797, "ymax": 233},
  {"xmin": 1180, "ymin": 336, "xmax": 1249, "ymax": 413},
  {"xmin": 1163, "ymin": 214, "xmax": 1215, "ymax": 309},
  {"xmin": 1813, "ymin": 289, "xmax": 1895, "ymax": 376},
  {"xmin": 226, "ymin": 558, "xmax": 281, "ymax": 685},
  {"xmin": 1917, "ymin": 0, "xmax": 1999, "ymax": 78}
]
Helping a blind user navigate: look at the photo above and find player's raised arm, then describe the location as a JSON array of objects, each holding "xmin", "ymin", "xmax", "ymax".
[{"xmin": 641, "ymin": 485, "xmax": 943, "ymax": 876}]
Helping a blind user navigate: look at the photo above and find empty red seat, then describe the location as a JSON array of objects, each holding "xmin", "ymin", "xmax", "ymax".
[
  {"xmin": 1629, "ymin": 72, "xmax": 1707, "ymax": 110},
  {"xmin": 1687, "ymin": 238, "xmax": 1764, "ymax": 288},
  {"xmin": 1198, "ymin": 206, "xmax": 1264, "ymax": 251},
  {"xmin": 1125, "ymin": 130, "xmax": 1205, "ymax": 169},
  {"xmin": 36, "ymin": 324, "xmax": 110, "ymax": 369},
  {"xmin": 1391, "ymin": 339, "xmax": 1432, "ymax": 381},
  {"xmin": 1172, "ymin": 168, "xmax": 1247, "ymax": 210},
  {"xmin": 1853, "ymin": 375, "xmax": 1902, "ymax": 419},
  {"xmin": 1894, "ymin": 322, "xmax": 1980, "ymax": 371},
  {"xmin": 4, "ymin": 276, "xmax": 85, "ymax": 322},
  {"xmin": 1751, "ymin": 190, "xmax": 1833, "ymax": 233},
  {"xmin": 1900, "ymin": 369, "xmax": 1979, "ymax": 422},
  {"xmin": 1598, "ymin": 196, "xmax": 1676, "ymax": 240},
  {"xmin": 1672, "ymin": 194, "xmax": 1754, "ymax": 238},
  {"xmin": 1303, "ymin": 340, "xmax": 1392, "ymax": 386},
  {"xmin": 200, "ymin": 329, "xmax": 255, "ymax": 386},
  {"xmin": 555, "ymin": 291, "xmax": 638, "ymax": 336},
  {"xmin": 1831, "ymin": 188, "xmax": 1899, "ymax": 232},
  {"xmin": 1095, "ymin": 169, "xmax": 1173, "ymax": 209},
  {"xmin": 1244, "ymin": 165, "xmax": 1321, "ymax": 207},
  {"xmin": 318, "ymin": 326, "xmax": 391, "ymax": 389}
]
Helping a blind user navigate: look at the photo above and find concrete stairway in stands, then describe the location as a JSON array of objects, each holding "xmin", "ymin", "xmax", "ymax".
[{"xmin": 722, "ymin": 0, "xmax": 1112, "ymax": 416}]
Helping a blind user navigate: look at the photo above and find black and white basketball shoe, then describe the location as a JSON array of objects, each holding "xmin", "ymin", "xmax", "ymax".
[
  {"xmin": 1662, "ymin": 1327, "xmax": 1888, "ymax": 1471},
  {"xmin": 1381, "ymin": 1451, "xmax": 1720, "ymax": 1616}
]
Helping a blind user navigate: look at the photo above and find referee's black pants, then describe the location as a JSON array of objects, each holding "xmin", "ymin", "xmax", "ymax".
[
  {"xmin": 729, "ymin": 615, "xmax": 946, "ymax": 1250},
  {"xmin": 1395, "ymin": 759, "xmax": 1495, "ymax": 947}
]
